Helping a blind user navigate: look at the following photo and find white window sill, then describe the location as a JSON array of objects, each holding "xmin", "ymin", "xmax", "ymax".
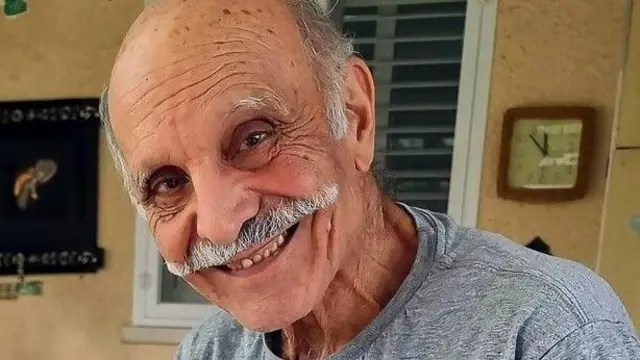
[{"xmin": 121, "ymin": 326, "xmax": 189, "ymax": 345}]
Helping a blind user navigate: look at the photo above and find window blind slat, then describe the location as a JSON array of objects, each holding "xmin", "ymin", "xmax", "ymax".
[
  {"xmin": 344, "ymin": 0, "xmax": 465, "ymax": 6},
  {"xmin": 341, "ymin": 0, "xmax": 467, "ymax": 212},
  {"xmin": 378, "ymin": 104, "xmax": 458, "ymax": 111},
  {"xmin": 378, "ymin": 149, "xmax": 453, "ymax": 156},
  {"xmin": 375, "ymin": 81, "xmax": 458, "ymax": 89},
  {"xmin": 344, "ymin": 12, "xmax": 464, "ymax": 22},
  {"xmin": 353, "ymin": 35, "xmax": 463, "ymax": 44},
  {"xmin": 396, "ymin": 192, "xmax": 449, "ymax": 201},
  {"xmin": 367, "ymin": 58, "xmax": 460, "ymax": 66},
  {"xmin": 376, "ymin": 126, "xmax": 455, "ymax": 134},
  {"xmin": 386, "ymin": 170, "xmax": 451, "ymax": 178}
]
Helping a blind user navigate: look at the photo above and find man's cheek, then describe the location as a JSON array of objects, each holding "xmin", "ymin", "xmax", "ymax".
[
  {"xmin": 307, "ymin": 206, "xmax": 339, "ymax": 268},
  {"xmin": 153, "ymin": 215, "xmax": 193, "ymax": 264}
]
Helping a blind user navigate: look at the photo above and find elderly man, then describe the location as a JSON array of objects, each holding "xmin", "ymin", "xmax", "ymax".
[{"xmin": 102, "ymin": 0, "xmax": 639, "ymax": 359}]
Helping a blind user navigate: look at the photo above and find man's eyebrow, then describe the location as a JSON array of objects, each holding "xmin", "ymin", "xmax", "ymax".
[{"xmin": 227, "ymin": 94, "xmax": 290, "ymax": 118}]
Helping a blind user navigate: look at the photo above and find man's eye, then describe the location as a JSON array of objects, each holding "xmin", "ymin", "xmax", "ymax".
[
  {"xmin": 153, "ymin": 176, "xmax": 189, "ymax": 194},
  {"xmin": 238, "ymin": 131, "xmax": 271, "ymax": 152}
]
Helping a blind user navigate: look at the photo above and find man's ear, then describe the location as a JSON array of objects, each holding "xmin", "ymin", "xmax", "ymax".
[{"xmin": 343, "ymin": 56, "xmax": 376, "ymax": 173}]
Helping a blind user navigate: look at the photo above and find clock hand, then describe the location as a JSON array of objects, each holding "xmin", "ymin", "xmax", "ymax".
[
  {"xmin": 528, "ymin": 134, "xmax": 546, "ymax": 156},
  {"xmin": 542, "ymin": 133, "xmax": 549, "ymax": 156}
]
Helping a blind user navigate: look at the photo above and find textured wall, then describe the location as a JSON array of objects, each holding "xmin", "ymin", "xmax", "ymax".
[
  {"xmin": 477, "ymin": 0, "xmax": 626, "ymax": 269},
  {"xmin": 0, "ymin": 0, "xmax": 173, "ymax": 359},
  {"xmin": 0, "ymin": 0, "xmax": 629, "ymax": 359},
  {"xmin": 598, "ymin": 0, "xmax": 640, "ymax": 327}
]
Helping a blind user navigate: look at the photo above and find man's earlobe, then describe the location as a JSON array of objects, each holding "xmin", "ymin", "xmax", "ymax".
[{"xmin": 343, "ymin": 56, "xmax": 376, "ymax": 173}]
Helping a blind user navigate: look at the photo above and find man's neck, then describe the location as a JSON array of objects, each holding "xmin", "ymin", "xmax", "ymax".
[{"xmin": 281, "ymin": 190, "xmax": 418, "ymax": 359}]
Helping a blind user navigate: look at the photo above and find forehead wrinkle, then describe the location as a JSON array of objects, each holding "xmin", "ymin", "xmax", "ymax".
[
  {"xmin": 115, "ymin": 5, "xmax": 304, "ymax": 98},
  {"xmin": 124, "ymin": 54, "xmax": 213, "ymax": 106},
  {"xmin": 189, "ymin": 72, "xmax": 281, "ymax": 104},
  {"xmin": 140, "ymin": 72, "xmax": 271, "ymax": 129},
  {"xmin": 121, "ymin": 22, "xmax": 290, "ymax": 89},
  {"xmin": 112, "ymin": 17, "xmax": 310, "ymax": 135},
  {"xmin": 163, "ymin": 30, "xmax": 279, "ymax": 66},
  {"xmin": 128, "ymin": 49, "xmax": 261, "ymax": 119},
  {"xmin": 127, "ymin": 103, "xmax": 179, "ymax": 150},
  {"xmin": 211, "ymin": 26, "xmax": 288, "ymax": 50},
  {"xmin": 126, "ymin": 38, "xmax": 287, "ymax": 125},
  {"xmin": 127, "ymin": 124, "xmax": 164, "ymax": 163},
  {"xmin": 186, "ymin": 34, "xmax": 285, "ymax": 53}
]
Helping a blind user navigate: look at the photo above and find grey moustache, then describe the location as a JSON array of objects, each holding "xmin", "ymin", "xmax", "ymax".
[{"xmin": 165, "ymin": 184, "xmax": 339, "ymax": 277}]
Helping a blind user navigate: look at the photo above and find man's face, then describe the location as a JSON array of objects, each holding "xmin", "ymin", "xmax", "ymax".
[{"xmin": 108, "ymin": 0, "xmax": 375, "ymax": 331}]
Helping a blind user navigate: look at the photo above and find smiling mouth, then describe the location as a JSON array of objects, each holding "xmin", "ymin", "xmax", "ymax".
[{"xmin": 223, "ymin": 221, "xmax": 300, "ymax": 271}]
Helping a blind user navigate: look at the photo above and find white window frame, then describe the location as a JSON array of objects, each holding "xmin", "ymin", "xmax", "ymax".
[{"xmin": 130, "ymin": 0, "xmax": 498, "ymax": 329}]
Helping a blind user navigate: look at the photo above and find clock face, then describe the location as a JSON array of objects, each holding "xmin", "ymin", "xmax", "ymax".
[{"xmin": 508, "ymin": 118, "xmax": 583, "ymax": 189}]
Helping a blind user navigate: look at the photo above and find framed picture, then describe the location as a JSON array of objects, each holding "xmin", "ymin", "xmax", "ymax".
[{"xmin": 0, "ymin": 99, "xmax": 104, "ymax": 275}]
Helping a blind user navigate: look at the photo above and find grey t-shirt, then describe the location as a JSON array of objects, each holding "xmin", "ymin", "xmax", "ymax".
[{"xmin": 175, "ymin": 205, "xmax": 640, "ymax": 359}]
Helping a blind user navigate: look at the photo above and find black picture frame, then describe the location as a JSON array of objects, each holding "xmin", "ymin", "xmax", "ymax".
[{"xmin": 0, "ymin": 98, "xmax": 104, "ymax": 276}]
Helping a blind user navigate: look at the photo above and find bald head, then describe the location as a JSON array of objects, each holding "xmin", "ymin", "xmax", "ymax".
[{"xmin": 102, "ymin": 0, "xmax": 353, "ymax": 197}]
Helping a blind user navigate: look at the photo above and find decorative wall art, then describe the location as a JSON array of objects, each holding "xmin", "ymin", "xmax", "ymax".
[
  {"xmin": 3, "ymin": 0, "xmax": 28, "ymax": 17},
  {"xmin": 0, "ymin": 99, "xmax": 104, "ymax": 276}
]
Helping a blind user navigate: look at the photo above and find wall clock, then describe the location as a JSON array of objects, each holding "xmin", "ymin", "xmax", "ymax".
[{"xmin": 497, "ymin": 106, "xmax": 596, "ymax": 202}]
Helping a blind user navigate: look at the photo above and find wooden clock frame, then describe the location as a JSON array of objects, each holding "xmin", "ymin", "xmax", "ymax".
[{"xmin": 497, "ymin": 106, "xmax": 597, "ymax": 203}]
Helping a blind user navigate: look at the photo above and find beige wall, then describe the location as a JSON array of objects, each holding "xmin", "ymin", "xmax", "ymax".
[
  {"xmin": 477, "ymin": 0, "xmax": 626, "ymax": 269},
  {"xmin": 0, "ymin": 0, "xmax": 631, "ymax": 359},
  {"xmin": 599, "ymin": 0, "xmax": 640, "ymax": 327}
]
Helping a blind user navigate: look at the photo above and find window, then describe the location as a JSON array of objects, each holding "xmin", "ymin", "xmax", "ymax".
[
  {"xmin": 130, "ymin": 0, "xmax": 497, "ymax": 329},
  {"xmin": 342, "ymin": 0, "xmax": 467, "ymax": 214}
]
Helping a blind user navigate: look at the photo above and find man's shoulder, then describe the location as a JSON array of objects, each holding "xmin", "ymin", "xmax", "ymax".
[
  {"xmin": 174, "ymin": 310, "xmax": 262, "ymax": 360},
  {"xmin": 449, "ymin": 230, "xmax": 627, "ymax": 320},
  {"xmin": 405, "ymin": 207, "xmax": 638, "ymax": 357},
  {"xmin": 429, "ymin": 210, "xmax": 627, "ymax": 317},
  {"xmin": 410, "ymin": 208, "xmax": 637, "ymax": 348}
]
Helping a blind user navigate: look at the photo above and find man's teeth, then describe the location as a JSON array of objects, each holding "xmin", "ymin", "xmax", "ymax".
[{"xmin": 226, "ymin": 234, "xmax": 286, "ymax": 271}]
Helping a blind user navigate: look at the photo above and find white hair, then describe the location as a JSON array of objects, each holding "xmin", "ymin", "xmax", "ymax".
[
  {"xmin": 286, "ymin": 0, "xmax": 353, "ymax": 137},
  {"xmin": 100, "ymin": 0, "xmax": 354, "ymax": 199}
]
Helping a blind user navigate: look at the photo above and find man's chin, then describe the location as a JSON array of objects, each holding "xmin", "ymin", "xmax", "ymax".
[
  {"xmin": 228, "ymin": 299, "xmax": 314, "ymax": 333},
  {"xmin": 240, "ymin": 320, "xmax": 289, "ymax": 333}
]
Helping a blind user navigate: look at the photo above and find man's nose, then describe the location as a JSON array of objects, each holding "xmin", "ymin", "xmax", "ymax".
[{"xmin": 192, "ymin": 168, "xmax": 259, "ymax": 246}]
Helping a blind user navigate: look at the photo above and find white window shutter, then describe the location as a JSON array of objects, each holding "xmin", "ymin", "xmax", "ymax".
[{"xmin": 340, "ymin": 0, "xmax": 467, "ymax": 213}]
